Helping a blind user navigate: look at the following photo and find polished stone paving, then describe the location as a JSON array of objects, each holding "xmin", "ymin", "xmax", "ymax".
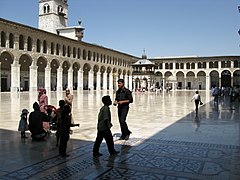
[{"xmin": 0, "ymin": 90, "xmax": 239, "ymax": 179}]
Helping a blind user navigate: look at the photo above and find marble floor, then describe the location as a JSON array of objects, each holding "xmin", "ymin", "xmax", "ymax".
[{"xmin": 0, "ymin": 90, "xmax": 239, "ymax": 179}]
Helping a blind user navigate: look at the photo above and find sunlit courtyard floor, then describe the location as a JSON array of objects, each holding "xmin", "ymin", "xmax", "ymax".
[{"xmin": 0, "ymin": 90, "xmax": 239, "ymax": 179}]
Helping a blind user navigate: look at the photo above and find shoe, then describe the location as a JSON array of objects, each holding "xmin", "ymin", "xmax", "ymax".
[
  {"xmin": 61, "ymin": 154, "xmax": 70, "ymax": 158},
  {"xmin": 124, "ymin": 132, "xmax": 132, "ymax": 140},
  {"xmin": 118, "ymin": 136, "xmax": 125, "ymax": 140},
  {"xmin": 110, "ymin": 151, "xmax": 120, "ymax": 156},
  {"xmin": 93, "ymin": 152, "xmax": 103, "ymax": 157}
]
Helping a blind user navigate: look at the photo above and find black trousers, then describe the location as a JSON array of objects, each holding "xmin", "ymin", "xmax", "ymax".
[
  {"xmin": 59, "ymin": 132, "xmax": 69, "ymax": 156},
  {"xmin": 195, "ymin": 99, "xmax": 200, "ymax": 111},
  {"xmin": 93, "ymin": 129, "xmax": 115, "ymax": 154},
  {"xmin": 118, "ymin": 106, "xmax": 131, "ymax": 137}
]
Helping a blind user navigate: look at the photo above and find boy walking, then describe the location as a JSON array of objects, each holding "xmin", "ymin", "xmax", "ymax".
[{"xmin": 93, "ymin": 95, "xmax": 119, "ymax": 157}]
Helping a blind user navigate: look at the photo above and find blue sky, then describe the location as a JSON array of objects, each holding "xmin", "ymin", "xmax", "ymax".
[{"xmin": 0, "ymin": 0, "xmax": 240, "ymax": 58}]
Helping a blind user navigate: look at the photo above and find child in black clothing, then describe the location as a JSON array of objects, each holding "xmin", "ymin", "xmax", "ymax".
[{"xmin": 93, "ymin": 95, "xmax": 119, "ymax": 157}]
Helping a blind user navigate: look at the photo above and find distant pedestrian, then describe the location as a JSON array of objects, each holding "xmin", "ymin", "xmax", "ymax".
[
  {"xmin": 93, "ymin": 95, "xmax": 119, "ymax": 157},
  {"xmin": 18, "ymin": 109, "xmax": 29, "ymax": 138},
  {"xmin": 191, "ymin": 91, "xmax": 202, "ymax": 112},
  {"xmin": 113, "ymin": 79, "xmax": 133, "ymax": 140},
  {"xmin": 55, "ymin": 100, "xmax": 66, "ymax": 147}
]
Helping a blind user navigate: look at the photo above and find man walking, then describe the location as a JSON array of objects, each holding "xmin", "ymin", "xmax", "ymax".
[{"xmin": 113, "ymin": 79, "xmax": 133, "ymax": 140}]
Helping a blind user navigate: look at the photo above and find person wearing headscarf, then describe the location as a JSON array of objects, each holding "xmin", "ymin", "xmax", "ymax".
[{"xmin": 38, "ymin": 88, "xmax": 48, "ymax": 114}]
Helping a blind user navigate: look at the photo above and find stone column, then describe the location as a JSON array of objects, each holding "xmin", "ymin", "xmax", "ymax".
[
  {"xmin": 206, "ymin": 75, "xmax": 210, "ymax": 90},
  {"xmin": 29, "ymin": 65, "xmax": 38, "ymax": 92},
  {"xmin": 124, "ymin": 75, "xmax": 128, "ymax": 88},
  {"xmin": 96, "ymin": 72, "xmax": 101, "ymax": 90},
  {"xmin": 147, "ymin": 80, "xmax": 151, "ymax": 91},
  {"xmin": 120, "ymin": 74, "xmax": 123, "ymax": 80},
  {"xmin": 128, "ymin": 75, "xmax": 133, "ymax": 91},
  {"xmin": 102, "ymin": 72, "xmax": 107, "ymax": 90},
  {"xmin": 45, "ymin": 65, "xmax": 51, "ymax": 93},
  {"xmin": 11, "ymin": 60, "xmax": 20, "ymax": 92},
  {"xmin": 77, "ymin": 69, "xmax": 83, "ymax": 90},
  {"xmin": 109, "ymin": 72, "xmax": 113, "ymax": 91},
  {"xmin": 68, "ymin": 67, "xmax": 73, "ymax": 91},
  {"xmin": 132, "ymin": 77, "xmax": 135, "ymax": 91},
  {"xmin": 57, "ymin": 67, "xmax": 63, "ymax": 91},
  {"xmin": 88, "ymin": 70, "xmax": 94, "ymax": 90},
  {"xmin": 219, "ymin": 75, "xmax": 221, "ymax": 87}
]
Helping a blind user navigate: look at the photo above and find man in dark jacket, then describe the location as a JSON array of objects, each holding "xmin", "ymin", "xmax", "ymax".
[
  {"xmin": 113, "ymin": 79, "xmax": 133, "ymax": 140},
  {"xmin": 29, "ymin": 102, "xmax": 46, "ymax": 141}
]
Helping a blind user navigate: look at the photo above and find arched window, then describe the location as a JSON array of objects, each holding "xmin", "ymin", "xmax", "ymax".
[
  {"xmin": 62, "ymin": 45, "xmax": 66, "ymax": 56},
  {"xmin": 209, "ymin": 62, "xmax": 213, "ymax": 68},
  {"xmin": 191, "ymin": 63, "xmax": 195, "ymax": 69},
  {"xmin": 180, "ymin": 63, "xmax": 184, "ymax": 69},
  {"xmin": 43, "ymin": 40, "xmax": 47, "ymax": 53},
  {"xmin": 77, "ymin": 48, "xmax": 81, "ymax": 59},
  {"xmin": 170, "ymin": 63, "xmax": 173, "ymax": 69},
  {"xmin": 186, "ymin": 63, "xmax": 190, "ymax": 69},
  {"xmin": 51, "ymin": 42, "xmax": 54, "ymax": 54},
  {"xmin": 19, "ymin": 35, "xmax": 24, "ymax": 50},
  {"xmin": 27, "ymin": 37, "xmax": 32, "ymax": 51},
  {"xmin": 165, "ymin": 63, "xmax": 169, "ymax": 69},
  {"xmin": 73, "ymin": 47, "xmax": 76, "ymax": 58},
  {"xmin": 176, "ymin": 63, "xmax": 179, "ymax": 69},
  {"xmin": 56, "ymin": 43, "xmax": 60, "ymax": 55},
  {"xmin": 1, "ymin": 31, "xmax": 6, "ymax": 47},
  {"xmin": 203, "ymin": 62, "xmax": 206, "ymax": 68},
  {"xmin": 88, "ymin": 50, "xmax": 91, "ymax": 60},
  {"xmin": 198, "ymin": 62, "xmax": 202, "ymax": 68},
  {"xmin": 43, "ymin": 4, "xmax": 50, "ymax": 14},
  {"xmin": 37, "ymin": 39, "xmax": 41, "ymax": 52},
  {"xmin": 67, "ymin": 46, "xmax": 71, "ymax": 57},
  {"xmin": 9, "ymin": 33, "xmax": 14, "ymax": 48},
  {"xmin": 83, "ymin": 49, "xmax": 86, "ymax": 60},
  {"xmin": 214, "ymin": 61, "xmax": 218, "ymax": 68}
]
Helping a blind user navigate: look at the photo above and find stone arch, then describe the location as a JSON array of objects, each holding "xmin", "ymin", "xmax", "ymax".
[
  {"xmin": 50, "ymin": 59, "xmax": 60, "ymax": 91},
  {"xmin": 72, "ymin": 62, "xmax": 80, "ymax": 90},
  {"xmin": 186, "ymin": 71, "xmax": 195, "ymax": 89},
  {"xmin": 233, "ymin": 70, "xmax": 240, "ymax": 87},
  {"xmin": 176, "ymin": 71, "xmax": 184, "ymax": 89},
  {"xmin": 62, "ymin": 61, "xmax": 70, "ymax": 90},
  {"xmin": 197, "ymin": 71, "xmax": 206, "ymax": 90},
  {"xmin": 155, "ymin": 71, "xmax": 163, "ymax": 88},
  {"xmin": 93, "ymin": 64, "xmax": 100, "ymax": 90},
  {"xmin": 37, "ymin": 57, "xmax": 47, "ymax": 88},
  {"xmin": 210, "ymin": 70, "xmax": 219, "ymax": 88},
  {"xmin": 221, "ymin": 70, "xmax": 231, "ymax": 87},
  {"xmin": 19, "ymin": 54, "xmax": 32, "ymax": 91},
  {"xmin": 83, "ymin": 63, "xmax": 91, "ymax": 89},
  {"xmin": 0, "ymin": 51, "xmax": 14, "ymax": 91}
]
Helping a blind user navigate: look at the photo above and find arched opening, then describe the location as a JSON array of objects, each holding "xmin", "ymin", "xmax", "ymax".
[
  {"xmin": 210, "ymin": 70, "xmax": 219, "ymax": 88},
  {"xmin": 50, "ymin": 59, "xmax": 59, "ymax": 91},
  {"xmin": 176, "ymin": 71, "xmax": 184, "ymax": 89},
  {"xmin": 186, "ymin": 71, "xmax": 195, "ymax": 89},
  {"xmin": 197, "ymin": 71, "xmax": 206, "ymax": 90},
  {"xmin": 73, "ymin": 62, "xmax": 80, "ymax": 90},
  {"xmin": 62, "ymin": 61, "xmax": 70, "ymax": 90},
  {"xmin": 221, "ymin": 70, "xmax": 231, "ymax": 87},
  {"xmin": 0, "ymin": 52, "xmax": 14, "ymax": 91},
  {"xmin": 233, "ymin": 70, "xmax": 240, "ymax": 87},
  {"xmin": 19, "ymin": 54, "xmax": 32, "ymax": 91},
  {"xmin": 37, "ymin": 57, "xmax": 47, "ymax": 88},
  {"xmin": 83, "ymin": 63, "xmax": 91, "ymax": 89}
]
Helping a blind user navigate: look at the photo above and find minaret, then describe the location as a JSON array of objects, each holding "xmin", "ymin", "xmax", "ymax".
[{"xmin": 38, "ymin": 0, "xmax": 68, "ymax": 34}]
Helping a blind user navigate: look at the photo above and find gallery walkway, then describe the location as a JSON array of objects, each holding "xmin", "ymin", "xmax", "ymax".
[{"xmin": 0, "ymin": 90, "xmax": 239, "ymax": 179}]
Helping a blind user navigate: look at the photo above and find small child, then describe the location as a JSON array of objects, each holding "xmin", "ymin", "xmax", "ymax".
[
  {"xmin": 93, "ymin": 95, "xmax": 119, "ymax": 157},
  {"xmin": 18, "ymin": 109, "xmax": 29, "ymax": 138}
]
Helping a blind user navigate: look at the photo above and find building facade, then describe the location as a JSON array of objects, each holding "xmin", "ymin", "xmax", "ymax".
[
  {"xmin": 0, "ymin": 0, "xmax": 240, "ymax": 92},
  {"xmin": 132, "ymin": 55, "xmax": 240, "ymax": 91}
]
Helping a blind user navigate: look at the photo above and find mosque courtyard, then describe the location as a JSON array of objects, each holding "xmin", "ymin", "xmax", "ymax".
[{"xmin": 0, "ymin": 90, "xmax": 239, "ymax": 179}]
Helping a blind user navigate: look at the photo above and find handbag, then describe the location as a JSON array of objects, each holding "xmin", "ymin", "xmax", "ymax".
[{"xmin": 200, "ymin": 102, "xmax": 203, "ymax": 105}]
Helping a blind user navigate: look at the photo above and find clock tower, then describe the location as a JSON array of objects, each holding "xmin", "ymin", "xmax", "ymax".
[{"xmin": 38, "ymin": 0, "xmax": 68, "ymax": 34}]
